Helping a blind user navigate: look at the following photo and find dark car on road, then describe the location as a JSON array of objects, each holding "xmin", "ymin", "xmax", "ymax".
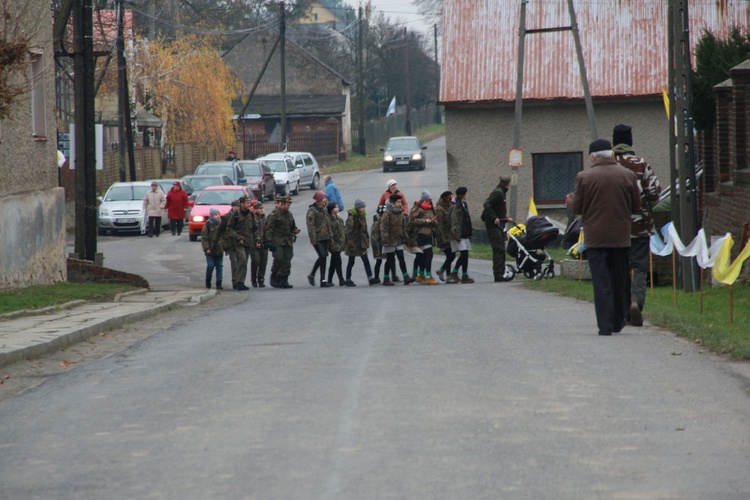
[
  {"xmin": 238, "ymin": 160, "xmax": 276, "ymax": 201},
  {"xmin": 380, "ymin": 136, "xmax": 427, "ymax": 172}
]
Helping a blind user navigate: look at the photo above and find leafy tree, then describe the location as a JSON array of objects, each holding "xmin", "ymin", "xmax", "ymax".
[
  {"xmin": 692, "ymin": 26, "xmax": 750, "ymax": 131},
  {"xmin": 131, "ymin": 34, "xmax": 244, "ymax": 149}
]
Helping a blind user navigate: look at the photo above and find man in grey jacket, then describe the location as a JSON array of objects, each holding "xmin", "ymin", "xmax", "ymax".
[{"xmin": 572, "ymin": 139, "xmax": 641, "ymax": 336}]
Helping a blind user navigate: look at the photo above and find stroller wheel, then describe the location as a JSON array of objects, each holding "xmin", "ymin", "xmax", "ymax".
[{"xmin": 502, "ymin": 264, "xmax": 516, "ymax": 281}]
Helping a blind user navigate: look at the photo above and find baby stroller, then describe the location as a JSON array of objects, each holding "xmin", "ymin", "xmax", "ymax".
[{"xmin": 503, "ymin": 216, "xmax": 559, "ymax": 280}]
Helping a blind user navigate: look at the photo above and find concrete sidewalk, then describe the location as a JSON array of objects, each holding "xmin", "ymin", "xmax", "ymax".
[{"xmin": 0, "ymin": 288, "xmax": 215, "ymax": 369}]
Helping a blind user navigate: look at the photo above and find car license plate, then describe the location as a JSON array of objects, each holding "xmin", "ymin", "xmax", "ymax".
[
  {"xmin": 396, "ymin": 160, "xmax": 409, "ymax": 165},
  {"xmin": 117, "ymin": 218, "xmax": 137, "ymax": 223}
]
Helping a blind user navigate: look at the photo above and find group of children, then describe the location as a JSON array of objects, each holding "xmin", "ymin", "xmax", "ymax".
[
  {"xmin": 304, "ymin": 178, "xmax": 476, "ymax": 288},
  {"xmin": 200, "ymin": 178, "xmax": 477, "ymax": 290}
]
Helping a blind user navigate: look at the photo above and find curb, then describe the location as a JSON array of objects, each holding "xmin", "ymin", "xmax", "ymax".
[
  {"xmin": 0, "ymin": 300, "xmax": 88, "ymax": 322},
  {"xmin": 0, "ymin": 290, "xmax": 216, "ymax": 370}
]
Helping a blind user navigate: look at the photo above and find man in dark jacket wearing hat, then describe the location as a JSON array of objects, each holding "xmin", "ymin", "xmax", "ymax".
[
  {"xmin": 483, "ymin": 175, "xmax": 514, "ymax": 281},
  {"xmin": 572, "ymin": 139, "xmax": 641, "ymax": 336},
  {"xmin": 612, "ymin": 124, "xmax": 662, "ymax": 327}
]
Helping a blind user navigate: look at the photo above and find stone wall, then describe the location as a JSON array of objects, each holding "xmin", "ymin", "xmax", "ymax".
[
  {"xmin": 0, "ymin": 0, "xmax": 66, "ymax": 289},
  {"xmin": 0, "ymin": 189, "xmax": 67, "ymax": 290}
]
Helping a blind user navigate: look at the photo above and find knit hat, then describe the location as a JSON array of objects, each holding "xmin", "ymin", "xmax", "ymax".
[
  {"xmin": 455, "ymin": 186, "xmax": 467, "ymax": 195},
  {"xmin": 421, "ymin": 190, "xmax": 431, "ymax": 201},
  {"xmin": 589, "ymin": 139, "xmax": 612, "ymax": 154},
  {"xmin": 387, "ymin": 179, "xmax": 397, "ymax": 189},
  {"xmin": 612, "ymin": 124, "xmax": 633, "ymax": 146},
  {"xmin": 172, "ymin": 180, "xmax": 181, "ymax": 186},
  {"xmin": 209, "ymin": 208, "xmax": 220, "ymax": 218},
  {"xmin": 440, "ymin": 190, "xmax": 453, "ymax": 199},
  {"xmin": 354, "ymin": 198, "xmax": 366, "ymax": 209},
  {"xmin": 313, "ymin": 191, "xmax": 326, "ymax": 202}
]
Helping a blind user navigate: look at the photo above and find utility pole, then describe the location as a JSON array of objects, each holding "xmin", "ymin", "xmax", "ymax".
[
  {"xmin": 433, "ymin": 23, "xmax": 441, "ymax": 124},
  {"xmin": 566, "ymin": 0, "xmax": 597, "ymax": 139},
  {"xmin": 669, "ymin": 0, "xmax": 698, "ymax": 292},
  {"xmin": 403, "ymin": 27, "xmax": 412, "ymax": 135},
  {"xmin": 509, "ymin": 0, "xmax": 527, "ymax": 221},
  {"xmin": 117, "ymin": 0, "xmax": 136, "ymax": 181},
  {"xmin": 357, "ymin": 6, "xmax": 366, "ymax": 154},
  {"xmin": 279, "ymin": 1, "xmax": 287, "ymax": 151},
  {"xmin": 510, "ymin": 0, "xmax": 597, "ymax": 221},
  {"xmin": 73, "ymin": 0, "xmax": 98, "ymax": 261}
]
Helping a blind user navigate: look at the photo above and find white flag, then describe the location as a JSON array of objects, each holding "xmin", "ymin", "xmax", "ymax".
[{"xmin": 386, "ymin": 96, "xmax": 396, "ymax": 117}]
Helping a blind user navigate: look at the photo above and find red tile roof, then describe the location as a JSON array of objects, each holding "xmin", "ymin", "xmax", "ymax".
[{"xmin": 440, "ymin": 0, "xmax": 750, "ymax": 103}]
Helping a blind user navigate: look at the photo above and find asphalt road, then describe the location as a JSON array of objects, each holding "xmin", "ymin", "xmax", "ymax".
[{"xmin": 2, "ymin": 137, "xmax": 749, "ymax": 498}]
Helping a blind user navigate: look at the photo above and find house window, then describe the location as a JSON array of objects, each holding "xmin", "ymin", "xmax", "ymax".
[
  {"xmin": 532, "ymin": 152, "xmax": 583, "ymax": 204},
  {"xmin": 30, "ymin": 50, "xmax": 47, "ymax": 139}
]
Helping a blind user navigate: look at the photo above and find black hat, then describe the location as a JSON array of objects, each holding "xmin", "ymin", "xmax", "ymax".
[
  {"xmin": 238, "ymin": 195, "xmax": 249, "ymax": 203},
  {"xmin": 455, "ymin": 186, "xmax": 468, "ymax": 195},
  {"xmin": 612, "ymin": 124, "xmax": 633, "ymax": 146},
  {"xmin": 589, "ymin": 139, "xmax": 612, "ymax": 154},
  {"xmin": 440, "ymin": 190, "xmax": 453, "ymax": 199}
]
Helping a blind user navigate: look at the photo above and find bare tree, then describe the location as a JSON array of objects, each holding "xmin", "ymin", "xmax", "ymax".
[{"xmin": 0, "ymin": 0, "xmax": 38, "ymax": 119}]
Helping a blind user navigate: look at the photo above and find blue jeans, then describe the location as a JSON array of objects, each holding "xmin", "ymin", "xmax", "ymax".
[{"xmin": 205, "ymin": 255, "xmax": 223, "ymax": 284}]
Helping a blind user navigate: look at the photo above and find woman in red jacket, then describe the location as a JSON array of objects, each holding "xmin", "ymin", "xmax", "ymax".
[{"xmin": 165, "ymin": 181, "xmax": 189, "ymax": 236}]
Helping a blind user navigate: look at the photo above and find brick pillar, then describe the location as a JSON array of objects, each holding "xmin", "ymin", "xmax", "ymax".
[{"xmin": 729, "ymin": 61, "xmax": 750, "ymax": 174}]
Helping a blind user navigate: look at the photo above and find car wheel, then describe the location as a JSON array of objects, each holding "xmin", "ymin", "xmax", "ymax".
[
  {"xmin": 383, "ymin": 165, "xmax": 389, "ymax": 172},
  {"xmin": 189, "ymin": 233, "xmax": 198, "ymax": 242},
  {"xmin": 292, "ymin": 182, "xmax": 299, "ymax": 196},
  {"xmin": 310, "ymin": 173, "xmax": 320, "ymax": 190}
]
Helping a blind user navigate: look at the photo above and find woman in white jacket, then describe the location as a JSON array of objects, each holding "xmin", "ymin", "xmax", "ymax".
[{"xmin": 143, "ymin": 181, "xmax": 166, "ymax": 237}]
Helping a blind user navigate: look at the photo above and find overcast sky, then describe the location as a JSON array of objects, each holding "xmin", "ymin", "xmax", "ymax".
[{"xmin": 367, "ymin": 0, "xmax": 432, "ymax": 33}]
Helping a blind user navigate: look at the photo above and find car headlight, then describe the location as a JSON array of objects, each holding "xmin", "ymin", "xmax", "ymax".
[
  {"xmin": 384, "ymin": 155, "xmax": 394, "ymax": 162},
  {"xmin": 249, "ymin": 183, "xmax": 259, "ymax": 189},
  {"xmin": 192, "ymin": 215, "xmax": 205, "ymax": 223},
  {"xmin": 412, "ymin": 153, "xmax": 423, "ymax": 161},
  {"xmin": 99, "ymin": 208, "xmax": 110, "ymax": 217}
]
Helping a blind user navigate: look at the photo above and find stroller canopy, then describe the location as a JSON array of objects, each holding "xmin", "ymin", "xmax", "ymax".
[{"xmin": 523, "ymin": 216, "xmax": 560, "ymax": 250}]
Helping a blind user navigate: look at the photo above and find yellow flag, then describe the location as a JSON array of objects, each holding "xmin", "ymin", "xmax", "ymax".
[
  {"xmin": 712, "ymin": 235, "xmax": 750, "ymax": 285},
  {"xmin": 662, "ymin": 89, "xmax": 670, "ymax": 120},
  {"xmin": 527, "ymin": 196, "xmax": 538, "ymax": 220}
]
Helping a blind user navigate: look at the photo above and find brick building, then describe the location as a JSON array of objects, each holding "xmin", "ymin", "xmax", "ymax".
[{"xmin": 701, "ymin": 59, "xmax": 750, "ymax": 277}]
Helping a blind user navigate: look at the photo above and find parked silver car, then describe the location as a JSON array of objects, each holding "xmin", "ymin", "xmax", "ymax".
[
  {"xmin": 98, "ymin": 181, "xmax": 166, "ymax": 235},
  {"xmin": 261, "ymin": 152, "xmax": 320, "ymax": 190}
]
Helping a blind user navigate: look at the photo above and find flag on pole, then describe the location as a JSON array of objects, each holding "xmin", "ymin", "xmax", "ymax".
[
  {"xmin": 527, "ymin": 196, "xmax": 538, "ymax": 220},
  {"xmin": 662, "ymin": 88, "xmax": 670, "ymax": 120},
  {"xmin": 386, "ymin": 96, "xmax": 396, "ymax": 117}
]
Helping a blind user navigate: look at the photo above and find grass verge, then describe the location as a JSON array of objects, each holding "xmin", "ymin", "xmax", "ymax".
[
  {"xmin": 321, "ymin": 123, "xmax": 445, "ymax": 175},
  {"xmin": 0, "ymin": 283, "xmax": 141, "ymax": 314}
]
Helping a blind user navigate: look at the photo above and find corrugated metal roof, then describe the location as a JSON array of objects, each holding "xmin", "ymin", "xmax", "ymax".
[{"xmin": 440, "ymin": 0, "xmax": 750, "ymax": 103}]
